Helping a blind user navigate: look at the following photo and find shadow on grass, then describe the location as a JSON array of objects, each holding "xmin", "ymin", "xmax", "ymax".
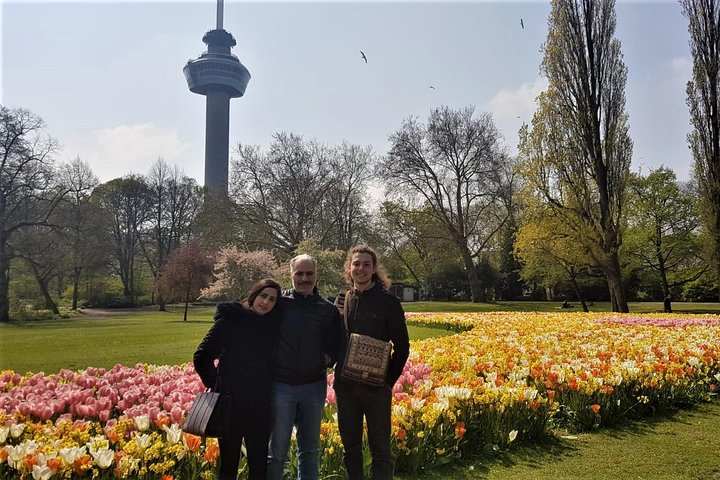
[{"xmin": 396, "ymin": 402, "xmax": 719, "ymax": 480}]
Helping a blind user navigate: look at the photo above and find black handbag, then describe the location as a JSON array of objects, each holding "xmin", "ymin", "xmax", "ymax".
[
  {"xmin": 182, "ymin": 389, "xmax": 226, "ymax": 437},
  {"xmin": 339, "ymin": 290, "xmax": 392, "ymax": 387}
]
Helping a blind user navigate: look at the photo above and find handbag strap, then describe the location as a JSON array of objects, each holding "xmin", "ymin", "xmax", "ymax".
[{"xmin": 343, "ymin": 289, "xmax": 352, "ymax": 333}]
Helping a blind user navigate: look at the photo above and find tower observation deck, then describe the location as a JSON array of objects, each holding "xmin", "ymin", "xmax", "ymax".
[{"xmin": 183, "ymin": 0, "xmax": 250, "ymax": 194}]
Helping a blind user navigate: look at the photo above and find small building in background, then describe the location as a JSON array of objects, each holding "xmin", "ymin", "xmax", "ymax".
[{"xmin": 390, "ymin": 284, "xmax": 420, "ymax": 302}]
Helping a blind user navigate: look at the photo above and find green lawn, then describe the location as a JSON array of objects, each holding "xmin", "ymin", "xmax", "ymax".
[
  {"xmin": 0, "ymin": 305, "xmax": 453, "ymax": 373},
  {"xmin": 396, "ymin": 400, "xmax": 720, "ymax": 480}
]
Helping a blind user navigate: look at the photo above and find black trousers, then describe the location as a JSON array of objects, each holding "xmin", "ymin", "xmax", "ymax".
[
  {"xmin": 334, "ymin": 380, "xmax": 393, "ymax": 480},
  {"xmin": 218, "ymin": 399, "xmax": 272, "ymax": 480}
]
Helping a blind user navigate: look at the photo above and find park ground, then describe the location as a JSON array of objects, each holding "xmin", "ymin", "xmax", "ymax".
[{"xmin": 1, "ymin": 301, "xmax": 719, "ymax": 479}]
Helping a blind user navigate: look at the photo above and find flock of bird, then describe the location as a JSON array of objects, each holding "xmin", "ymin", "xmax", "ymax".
[{"xmin": 358, "ymin": 17, "xmax": 524, "ymax": 93}]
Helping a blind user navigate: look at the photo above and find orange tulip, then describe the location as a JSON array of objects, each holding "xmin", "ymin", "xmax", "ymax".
[
  {"xmin": 455, "ymin": 422, "xmax": 466, "ymax": 439},
  {"xmin": 590, "ymin": 404, "xmax": 601, "ymax": 414},
  {"xmin": 204, "ymin": 442, "xmax": 220, "ymax": 463}
]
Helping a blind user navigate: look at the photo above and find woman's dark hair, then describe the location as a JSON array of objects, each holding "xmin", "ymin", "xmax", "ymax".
[
  {"xmin": 243, "ymin": 278, "xmax": 282, "ymax": 310},
  {"xmin": 343, "ymin": 244, "xmax": 391, "ymax": 289}
]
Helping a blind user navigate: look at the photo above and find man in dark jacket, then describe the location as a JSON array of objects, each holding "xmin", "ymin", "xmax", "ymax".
[
  {"xmin": 268, "ymin": 254, "xmax": 342, "ymax": 480},
  {"xmin": 333, "ymin": 244, "xmax": 410, "ymax": 480}
]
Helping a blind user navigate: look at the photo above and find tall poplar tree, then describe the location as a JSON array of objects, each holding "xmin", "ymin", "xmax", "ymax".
[
  {"xmin": 682, "ymin": 0, "xmax": 720, "ymax": 297},
  {"xmin": 517, "ymin": 0, "xmax": 632, "ymax": 312}
]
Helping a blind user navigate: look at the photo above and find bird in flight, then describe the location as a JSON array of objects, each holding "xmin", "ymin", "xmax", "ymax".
[
  {"xmin": 428, "ymin": 85, "xmax": 435, "ymax": 89},
  {"xmin": 520, "ymin": 18, "xmax": 524, "ymax": 29},
  {"xmin": 360, "ymin": 51, "xmax": 367, "ymax": 63}
]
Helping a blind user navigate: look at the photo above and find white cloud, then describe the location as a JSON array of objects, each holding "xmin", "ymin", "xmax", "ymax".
[
  {"xmin": 67, "ymin": 123, "xmax": 192, "ymax": 182},
  {"xmin": 486, "ymin": 77, "xmax": 548, "ymax": 153},
  {"xmin": 669, "ymin": 57, "xmax": 692, "ymax": 79},
  {"xmin": 487, "ymin": 77, "xmax": 548, "ymax": 123}
]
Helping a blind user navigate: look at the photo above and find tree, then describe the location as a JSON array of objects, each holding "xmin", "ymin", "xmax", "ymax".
[
  {"xmin": 380, "ymin": 105, "xmax": 512, "ymax": 302},
  {"xmin": 92, "ymin": 175, "xmax": 152, "ymax": 305},
  {"xmin": 231, "ymin": 134, "xmax": 375, "ymax": 253},
  {"xmin": 142, "ymin": 158, "xmax": 203, "ymax": 310},
  {"xmin": 515, "ymin": 202, "xmax": 593, "ymax": 311},
  {"xmin": 624, "ymin": 167, "xmax": 708, "ymax": 298},
  {"xmin": 156, "ymin": 241, "xmax": 214, "ymax": 321},
  {"xmin": 682, "ymin": 0, "xmax": 720, "ymax": 298},
  {"xmin": 516, "ymin": 0, "xmax": 632, "ymax": 312},
  {"xmin": 318, "ymin": 142, "xmax": 375, "ymax": 250},
  {"xmin": 0, "ymin": 106, "xmax": 66, "ymax": 322},
  {"xmin": 373, "ymin": 201, "xmax": 464, "ymax": 298},
  {"xmin": 231, "ymin": 133, "xmax": 340, "ymax": 253},
  {"xmin": 56, "ymin": 157, "xmax": 106, "ymax": 310},
  {"xmin": 200, "ymin": 247, "xmax": 283, "ymax": 301}
]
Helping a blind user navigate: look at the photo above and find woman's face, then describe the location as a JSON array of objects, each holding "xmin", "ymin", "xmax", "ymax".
[{"xmin": 251, "ymin": 287, "xmax": 279, "ymax": 315}]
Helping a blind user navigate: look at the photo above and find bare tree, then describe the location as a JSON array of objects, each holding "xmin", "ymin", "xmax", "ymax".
[
  {"xmin": 56, "ymin": 157, "xmax": 106, "ymax": 310},
  {"xmin": 318, "ymin": 142, "xmax": 374, "ymax": 250},
  {"xmin": 92, "ymin": 175, "xmax": 152, "ymax": 305},
  {"xmin": 142, "ymin": 158, "xmax": 203, "ymax": 310},
  {"xmin": 682, "ymin": 0, "xmax": 720, "ymax": 298},
  {"xmin": 517, "ymin": 0, "xmax": 632, "ymax": 312},
  {"xmin": 0, "ymin": 106, "xmax": 65, "ymax": 322},
  {"xmin": 380, "ymin": 105, "xmax": 512, "ymax": 302},
  {"xmin": 231, "ymin": 133, "xmax": 364, "ymax": 253}
]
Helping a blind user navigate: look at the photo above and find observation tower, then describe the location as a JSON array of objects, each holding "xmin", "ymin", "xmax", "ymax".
[{"xmin": 183, "ymin": 0, "xmax": 251, "ymax": 194}]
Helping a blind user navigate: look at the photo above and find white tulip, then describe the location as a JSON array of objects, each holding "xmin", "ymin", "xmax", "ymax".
[
  {"xmin": 133, "ymin": 415, "xmax": 150, "ymax": 432},
  {"xmin": 32, "ymin": 465, "xmax": 54, "ymax": 480},
  {"xmin": 135, "ymin": 433, "xmax": 152, "ymax": 450},
  {"xmin": 9, "ymin": 423, "xmax": 25, "ymax": 439},
  {"xmin": 508, "ymin": 430, "xmax": 518, "ymax": 442},
  {"xmin": 93, "ymin": 449, "xmax": 114, "ymax": 469},
  {"xmin": 162, "ymin": 424, "xmax": 182, "ymax": 444},
  {"xmin": 0, "ymin": 426, "xmax": 9, "ymax": 443},
  {"xmin": 59, "ymin": 446, "xmax": 86, "ymax": 465}
]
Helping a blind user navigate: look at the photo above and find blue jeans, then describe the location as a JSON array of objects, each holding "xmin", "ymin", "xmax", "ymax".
[{"xmin": 267, "ymin": 380, "xmax": 327, "ymax": 480}]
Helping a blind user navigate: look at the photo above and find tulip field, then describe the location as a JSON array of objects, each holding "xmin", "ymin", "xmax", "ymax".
[{"xmin": 1, "ymin": 311, "xmax": 719, "ymax": 479}]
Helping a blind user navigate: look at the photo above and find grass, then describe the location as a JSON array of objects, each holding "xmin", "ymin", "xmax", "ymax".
[
  {"xmin": 0, "ymin": 305, "xmax": 454, "ymax": 373},
  {"xmin": 396, "ymin": 401, "xmax": 720, "ymax": 480},
  {"xmin": 2, "ymin": 301, "xmax": 720, "ymax": 479}
]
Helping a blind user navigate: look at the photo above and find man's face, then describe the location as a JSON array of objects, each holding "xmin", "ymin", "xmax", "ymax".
[
  {"xmin": 291, "ymin": 259, "xmax": 316, "ymax": 295},
  {"xmin": 350, "ymin": 253, "xmax": 375, "ymax": 290}
]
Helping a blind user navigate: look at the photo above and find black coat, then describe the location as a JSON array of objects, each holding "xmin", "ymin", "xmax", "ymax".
[
  {"xmin": 272, "ymin": 289, "xmax": 343, "ymax": 385},
  {"xmin": 336, "ymin": 283, "xmax": 410, "ymax": 387},
  {"xmin": 193, "ymin": 302, "xmax": 280, "ymax": 401}
]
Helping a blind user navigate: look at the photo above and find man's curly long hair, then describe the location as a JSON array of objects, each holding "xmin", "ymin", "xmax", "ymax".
[{"xmin": 343, "ymin": 244, "xmax": 391, "ymax": 289}]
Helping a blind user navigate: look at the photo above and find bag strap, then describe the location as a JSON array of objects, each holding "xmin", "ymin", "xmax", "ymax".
[{"xmin": 343, "ymin": 289, "xmax": 352, "ymax": 333}]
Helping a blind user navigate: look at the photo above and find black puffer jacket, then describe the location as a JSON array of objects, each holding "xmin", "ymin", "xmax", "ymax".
[
  {"xmin": 272, "ymin": 289, "xmax": 342, "ymax": 385},
  {"xmin": 336, "ymin": 283, "xmax": 410, "ymax": 387},
  {"xmin": 193, "ymin": 302, "xmax": 280, "ymax": 400}
]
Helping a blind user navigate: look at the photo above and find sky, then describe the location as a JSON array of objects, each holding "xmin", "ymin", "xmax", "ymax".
[{"xmin": 1, "ymin": 0, "xmax": 694, "ymax": 187}]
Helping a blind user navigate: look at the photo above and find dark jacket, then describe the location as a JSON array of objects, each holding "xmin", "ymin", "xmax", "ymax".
[
  {"xmin": 193, "ymin": 302, "xmax": 280, "ymax": 400},
  {"xmin": 336, "ymin": 283, "xmax": 410, "ymax": 387},
  {"xmin": 272, "ymin": 289, "xmax": 343, "ymax": 385}
]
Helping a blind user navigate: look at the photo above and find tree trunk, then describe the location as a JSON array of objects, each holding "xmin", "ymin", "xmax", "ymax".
[
  {"xmin": 605, "ymin": 253, "xmax": 629, "ymax": 312},
  {"xmin": 458, "ymin": 245, "xmax": 484, "ymax": 302},
  {"xmin": 568, "ymin": 269, "xmax": 589, "ymax": 313},
  {"xmin": 158, "ymin": 293, "xmax": 167, "ymax": 312},
  {"xmin": 71, "ymin": 268, "xmax": 81, "ymax": 310},
  {"xmin": 72, "ymin": 281, "xmax": 79, "ymax": 310},
  {"xmin": 29, "ymin": 263, "xmax": 60, "ymax": 315},
  {"xmin": 0, "ymin": 238, "xmax": 9, "ymax": 323},
  {"xmin": 184, "ymin": 288, "xmax": 190, "ymax": 322}
]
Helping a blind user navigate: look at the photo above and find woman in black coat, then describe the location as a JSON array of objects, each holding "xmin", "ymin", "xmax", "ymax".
[{"xmin": 194, "ymin": 278, "xmax": 282, "ymax": 480}]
